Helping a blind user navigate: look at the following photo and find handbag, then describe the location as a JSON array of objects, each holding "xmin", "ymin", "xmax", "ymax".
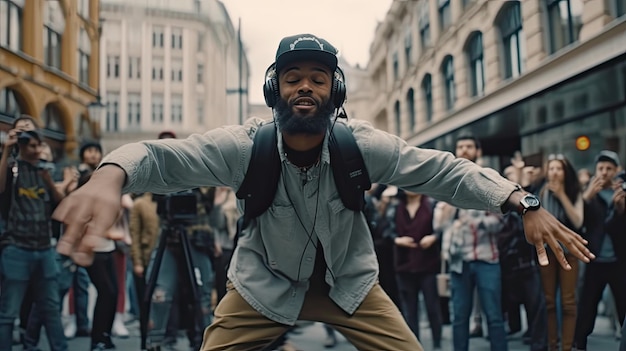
[{"xmin": 436, "ymin": 258, "xmax": 451, "ymax": 298}]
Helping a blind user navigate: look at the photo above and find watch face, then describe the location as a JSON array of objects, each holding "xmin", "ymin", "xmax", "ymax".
[{"xmin": 522, "ymin": 194, "xmax": 541, "ymax": 209}]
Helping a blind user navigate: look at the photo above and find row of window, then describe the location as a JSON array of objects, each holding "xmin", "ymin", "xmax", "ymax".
[
  {"xmin": 104, "ymin": 93, "xmax": 203, "ymax": 132},
  {"xmin": 152, "ymin": 26, "xmax": 183, "ymax": 49},
  {"xmin": 0, "ymin": 88, "xmax": 66, "ymax": 132},
  {"xmin": 1, "ymin": 0, "xmax": 92, "ymax": 86},
  {"xmin": 106, "ymin": 55, "xmax": 205, "ymax": 84}
]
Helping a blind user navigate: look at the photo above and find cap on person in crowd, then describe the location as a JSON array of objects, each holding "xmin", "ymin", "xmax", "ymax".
[
  {"xmin": 274, "ymin": 34, "xmax": 339, "ymax": 73},
  {"xmin": 158, "ymin": 130, "xmax": 177, "ymax": 139},
  {"xmin": 595, "ymin": 150, "xmax": 620, "ymax": 167},
  {"xmin": 79, "ymin": 141, "xmax": 103, "ymax": 160}
]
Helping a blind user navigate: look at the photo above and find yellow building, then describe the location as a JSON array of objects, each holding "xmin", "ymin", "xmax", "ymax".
[{"xmin": 0, "ymin": 0, "xmax": 101, "ymax": 160}]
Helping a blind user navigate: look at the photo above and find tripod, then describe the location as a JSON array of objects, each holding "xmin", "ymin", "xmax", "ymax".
[{"xmin": 141, "ymin": 222, "xmax": 204, "ymax": 351}]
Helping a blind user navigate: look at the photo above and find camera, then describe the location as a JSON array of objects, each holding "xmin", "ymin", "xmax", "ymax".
[
  {"xmin": 37, "ymin": 160, "xmax": 56, "ymax": 172},
  {"xmin": 155, "ymin": 190, "xmax": 198, "ymax": 222},
  {"xmin": 16, "ymin": 130, "xmax": 41, "ymax": 144}
]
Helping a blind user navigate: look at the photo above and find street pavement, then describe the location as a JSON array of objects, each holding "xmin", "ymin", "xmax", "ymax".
[{"xmin": 15, "ymin": 315, "xmax": 620, "ymax": 350}]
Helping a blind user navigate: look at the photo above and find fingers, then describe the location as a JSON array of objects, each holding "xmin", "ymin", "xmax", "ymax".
[
  {"xmin": 557, "ymin": 229, "xmax": 594, "ymax": 263},
  {"xmin": 534, "ymin": 243, "xmax": 549, "ymax": 266},
  {"xmin": 544, "ymin": 233, "xmax": 572, "ymax": 270}
]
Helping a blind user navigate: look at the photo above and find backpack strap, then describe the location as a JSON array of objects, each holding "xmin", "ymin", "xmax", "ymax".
[
  {"xmin": 329, "ymin": 122, "xmax": 371, "ymax": 211},
  {"xmin": 235, "ymin": 122, "xmax": 281, "ymax": 229}
]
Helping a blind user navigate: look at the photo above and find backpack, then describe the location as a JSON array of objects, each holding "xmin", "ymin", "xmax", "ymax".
[{"xmin": 235, "ymin": 121, "xmax": 371, "ymax": 229}]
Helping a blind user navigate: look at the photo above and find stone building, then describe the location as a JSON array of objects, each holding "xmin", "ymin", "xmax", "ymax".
[
  {"xmin": 0, "ymin": 0, "xmax": 102, "ymax": 160},
  {"xmin": 368, "ymin": 0, "xmax": 625, "ymax": 170},
  {"xmin": 99, "ymin": 0, "xmax": 249, "ymax": 152}
]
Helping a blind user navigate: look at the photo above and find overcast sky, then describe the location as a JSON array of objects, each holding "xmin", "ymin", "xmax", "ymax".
[{"xmin": 220, "ymin": 0, "xmax": 393, "ymax": 104}]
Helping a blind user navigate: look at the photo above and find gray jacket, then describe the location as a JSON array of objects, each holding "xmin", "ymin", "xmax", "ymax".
[{"xmin": 104, "ymin": 117, "xmax": 517, "ymax": 325}]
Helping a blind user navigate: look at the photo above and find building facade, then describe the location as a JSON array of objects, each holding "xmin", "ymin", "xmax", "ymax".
[
  {"xmin": 99, "ymin": 0, "xmax": 249, "ymax": 152},
  {"xmin": 0, "ymin": 0, "xmax": 101, "ymax": 160},
  {"xmin": 368, "ymin": 0, "xmax": 625, "ymax": 171}
]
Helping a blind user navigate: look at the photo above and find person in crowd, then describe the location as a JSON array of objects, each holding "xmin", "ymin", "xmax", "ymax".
[
  {"xmin": 129, "ymin": 191, "xmax": 161, "ymax": 346},
  {"xmin": 111, "ymin": 197, "xmax": 132, "ymax": 339},
  {"xmin": 64, "ymin": 142, "xmax": 104, "ymax": 339},
  {"xmin": 537, "ymin": 153, "xmax": 583, "ymax": 351},
  {"xmin": 387, "ymin": 189, "xmax": 442, "ymax": 350},
  {"xmin": 578, "ymin": 168, "xmax": 591, "ymax": 190},
  {"xmin": 209, "ymin": 187, "xmax": 238, "ymax": 305},
  {"xmin": 438, "ymin": 135, "xmax": 508, "ymax": 351},
  {"xmin": 574, "ymin": 150, "xmax": 626, "ymax": 351},
  {"xmin": 52, "ymin": 33, "xmax": 593, "ymax": 350},
  {"xmin": 0, "ymin": 126, "xmax": 68, "ymax": 351},
  {"xmin": 22, "ymin": 142, "xmax": 79, "ymax": 350},
  {"xmin": 499, "ymin": 162, "xmax": 548, "ymax": 351}
]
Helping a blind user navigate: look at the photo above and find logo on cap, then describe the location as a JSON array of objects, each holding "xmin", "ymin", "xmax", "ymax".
[{"xmin": 289, "ymin": 36, "xmax": 325, "ymax": 51}]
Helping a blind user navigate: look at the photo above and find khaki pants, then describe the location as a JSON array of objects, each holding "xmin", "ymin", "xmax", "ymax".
[{"xmin": 201, "ymin": 280, "xmax": 423, "ymax": 351}]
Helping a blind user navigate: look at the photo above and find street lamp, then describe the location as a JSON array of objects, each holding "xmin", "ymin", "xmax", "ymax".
[{"xmin": 87, "ymin": 96, "xmax": 105, "ymax": 124}]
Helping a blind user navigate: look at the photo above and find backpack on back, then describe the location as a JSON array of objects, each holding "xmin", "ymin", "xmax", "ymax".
[{"xmin": 235, "ymin": 121, "xmax": 371, "ymax": 229}]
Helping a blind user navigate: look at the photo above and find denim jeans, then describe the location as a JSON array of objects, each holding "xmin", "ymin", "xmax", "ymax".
[
  {"xmin": 451, "ymin": 261, "xmax": 507, "ymax": 351},
  {"xmin": 147, "ymin": 244, "xmax": 214, "ymax": 349},
  {"xmin": 23, "ymin": 253, "xmax": 74, "ymax": 350},
  {"xmin": 0, "ymin": 245, "xmax": 67, "ymax": 351},
  {"xmin": 72, "ymin": 266, "xmax": 91, "ymax": 331}
]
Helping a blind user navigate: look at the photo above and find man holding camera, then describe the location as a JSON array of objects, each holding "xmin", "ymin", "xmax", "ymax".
[
  {"xmin": 574, "ymin": 150, "xmax": 626, "ymax": 351},
  {"xmin": 0, "ymin": 126, "xmax": 68, "ymax": 351}
]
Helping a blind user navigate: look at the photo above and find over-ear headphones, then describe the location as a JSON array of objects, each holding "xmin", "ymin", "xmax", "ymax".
[{"xmin": 263, "ymin": 63, "xmax": 346, "ymax": 109}]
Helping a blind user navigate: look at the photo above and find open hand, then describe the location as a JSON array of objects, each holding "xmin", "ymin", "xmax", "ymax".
[
  {"xmin": 522, "ymin": 208, "xmax": 594, "ymax": 269},
  {"xmin": 53, "ymin": 165, "xmax": 127, "ymax": 266}
]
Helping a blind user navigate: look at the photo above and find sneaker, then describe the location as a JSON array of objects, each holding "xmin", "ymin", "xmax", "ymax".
[
  {"xmin": 91, "ymin": 342, "xmax": 116, "ymax": 351},
  {"xmin": 323, "ymin": 335, "xmax": 337, "ymax": 348},
  {"xmin": 469, "ymin": 325, "xmax": 483, "ymax": 338},
  {"xmin": 112, "ymin": 313, "xmax": 129, "ymax": 338},
  {"xmin": 64, "ymin": 317, "xmax": 77, "ymax": 339}
]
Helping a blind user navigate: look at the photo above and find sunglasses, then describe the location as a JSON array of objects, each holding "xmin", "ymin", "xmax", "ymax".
[{"xmin": 548, "ymin": 154, "xmax": 565, "ymax": 161}]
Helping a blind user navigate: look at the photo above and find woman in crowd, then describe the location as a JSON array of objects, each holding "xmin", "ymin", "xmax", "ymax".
[{"xmin": 538, "ymin": 154, "xmax": 584, "ymax": 351}]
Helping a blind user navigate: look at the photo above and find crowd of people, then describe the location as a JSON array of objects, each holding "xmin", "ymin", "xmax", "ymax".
[
  {"xmin": 364, "ymin": 135, "xmax": 626, "ymax": 351},
  {"xmin": 0, "ymin": 115, "xmax": 239, "ymax": 351}
]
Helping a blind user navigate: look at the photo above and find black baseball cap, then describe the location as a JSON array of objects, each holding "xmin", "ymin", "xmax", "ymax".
[
  {"xmin": 595, "ymin": 150, "xmax": 620, "ymax": 167},
  {"xmin": 274, "ymin": 34, "xmax": 338, "ymax": 73}
]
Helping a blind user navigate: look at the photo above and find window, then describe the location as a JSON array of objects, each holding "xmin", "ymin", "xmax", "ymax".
[
  {"xmin": 419, "ymin": 1, "xmax": 431, "ymax": 50},
  {"xmin": 612, "ymin": 0, "xmax": 625, "ymax": 17},
  {"xmin": 497, "ymin": 1, "xmax": 525, "ymax": 79},
  {"xmin": 107, "ymin": 56, "xmax": 119, "ymax": 78},
  {"xmin": 394, "ymin": 101, "xmax": 401, "ymax": 135},
  {"xmin": 0, "ymin": 88, "xmax": 22, "ymax": 118},
  {"xmin": 0, "ymin": 0, "xmax": 24, "ymax": 51},
  {"xmin": 78, "ymin": 29, "xmax": 90, "ymax": 85},
  {"xmin": 421, "ymin": 74, "xmax": 433, "ymax": 123},
  {"xmin": 546, "ymin": 0, "xmax": 582, "ymax": 53},
  {"xmin": 129, "ymin": 57, "xmax": 141, "ymax": 79},
  {"xmin": 172, "ymin": 27, "xmax": 183, "ymax": 49},
  {"xmin": 197, "ymin": 100, "xmax": 204, "ymax": 125},
  {"xmin": 404, "ymin": 30, "xmax": 412, "ymax": 65},
  {"xmin": 105, "ymin": 93, "xmax": 119, "ymax": 132},
  {"xmin": 467, "ymin": 32, "xmax": 485, "ymax": 97},
  {"xmin": 438, "ymin": 0, "xmax": 451, "ymax": 31},
  {"xmin": 406, "ymin": 88, "xmax": 415, "ymax": 131},
  {"xmin": 151, "ymin": 94, "xmax": 163, "ymax": 123},
  {"xmin": 152, "ymin": 57, "xmax": 163, "ymax": 80},
  {"xmin": 42, "ymin": 104, "xmax": 64, "ymax": 132},
  {"xmin": 197, "ymin": 64, "xmax": 203, "ymax": 83},
  {"xmin": 392, "ymin": 52, "xmax": 399, "ymax": 80},
  {"xmin": 171, "ymin": 58, "xmax": 183, "ymax": 82},
  {"xmin": 442, "ymin": 55, "xmax": 456, "ymax": 111},
  {"xmin": 197, "ymin": 33, "xmax": 203, "ymax": 52},
  {"xmin": 171, "ymin": 94, "xmax": 182, "ymax": 123},
  {"xmin": 77, "ymin": 0, "xmax": 89, "ymax": 19},
  {"xmin": 152, "ymin": 25, "xmax": 164, "ymax": 48},
  {"xmin": 43, "ymin": 0, "xmax": 65, "ymax": 69},
  {"xmin": 127, "ymin": 93, "xmax": 141, "ymax": 126}
]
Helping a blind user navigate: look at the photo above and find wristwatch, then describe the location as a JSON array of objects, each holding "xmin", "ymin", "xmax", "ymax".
[{"xmin": 518, "ymin": 193, "xmax": 541, "ymax": 215}]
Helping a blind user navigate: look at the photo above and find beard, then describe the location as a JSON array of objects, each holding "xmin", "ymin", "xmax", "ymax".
[{"xmin": 274, "ymin": 97, "xmax": 335, "ymax": 135}]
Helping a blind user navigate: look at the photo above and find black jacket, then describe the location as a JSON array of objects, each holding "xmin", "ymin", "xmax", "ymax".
[{"xmin": 583, "ymin": 192, "xmax": 626, "ymax": 263}]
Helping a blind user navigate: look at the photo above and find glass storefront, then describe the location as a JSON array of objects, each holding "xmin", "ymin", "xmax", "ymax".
[{"xmin": 422, "ymin": 54, "xmax": 626, "ymax": 173}]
